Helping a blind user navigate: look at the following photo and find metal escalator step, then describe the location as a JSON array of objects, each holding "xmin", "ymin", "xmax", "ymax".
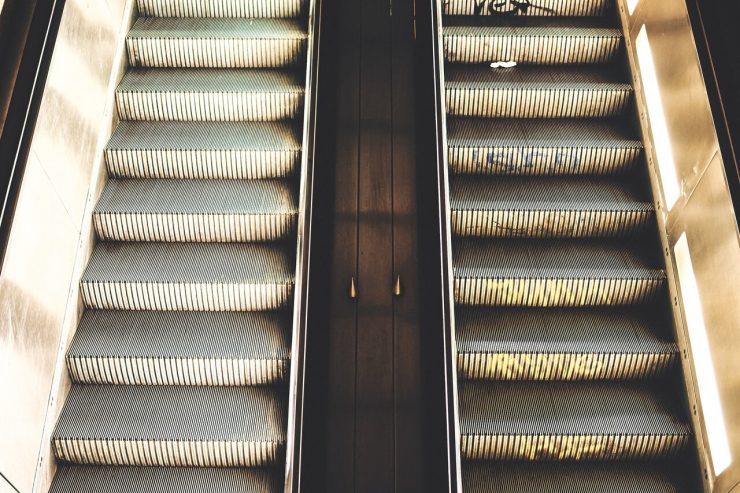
[
  {"xmin": 445, "ymin": 65, "xmax": 631, "ymax": 118},
  {"xmin": 51, "ymin": 465, "xmax": 282, "ymax": 493},
  {"xmin": 137, "ymin": 0, "xmax": 305, "ymax": 18},
  {"xmin": 443, "ymin": 18, "xmax": 622, "ymax": 65},
  {"xmin": 462, "ymin": 462, "xmax": 693, "ymax": 493},
  {"xmin": 443, "ymin": 0, "xmax": 610, "ymax": 17},
  {"xmin": 81, "ymin": 242, "xmax": 294, "ymax": 311},
  {"xmin": 127, "ymin": 18, "xmax": 307, "ymax": 68},
  {"xmin": 458, "ymin": 380, "xmax": 691, "ymax": 460},
  {"xmin": 456, "ymin": 307, "xmax": 677, "ymax": 380},
  {"xmin": 67, "ymin": 310, "xmax": 291, "ymax": 385},
  {"xmin": 450, "ymin": 176, "xmax": 653, "ymax": 238},
  {"xmin": 117, "ymin": 68, "xmax": 305, "ymax": 121},
  {"xmin": 106, "ymin": 121, "xmax": 301, "ymax": 179},
  {"xmin": 447, "ymin": 118, "xmax": 642, "ymax": 176},
  {"xmin": 52, "ymin": 385, "xmax": 286, "ymax": 466},
  {"xmin": 93, "ymin": 179, "xmax": 297, "ymax": 242},
  {"xmin": 453, "ymin": 238, "xmax": 665, "ymax": 306}
]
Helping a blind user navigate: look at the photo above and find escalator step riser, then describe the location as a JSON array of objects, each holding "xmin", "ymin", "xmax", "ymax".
[
  {"xmin": 458, "ymin": 351, "xmax": 676, "ymax": 381},
  {"xmin": 446, "ymin": 88, "xmax": 630, "ymax": 118},
  {"xmin": 127, "ymin": 39, "xmax": 305, "ymax": 69},
  {"xmin": 454, "ymin": 278, "xmax": 664, "ymax": 306},
  {"xmin": 67, "ymin": 356, "xmax": 288, "ymax": 386},
  {"xmin": 443, "ymin": 0, "xmax": 609, "ymax": 17},
  {"xmin": 116, "ymin": 92, "xmax": 303, "ymax": 121},
  {"xmin": 451, "ymin": 210, "xmax": 651, "ymax": 238},
  {"xmin": 137, "ymin": 0, "xmax": 304, "ymax": 18},
  {"xmin": 106, "ymin": 149, "xmax": 298, "ymax": 180},
  {"xmin": 81, "ymin": 282, "xmax": 292, "ymax": 311},
  {"xmin": 93, "ymin": 213, "xmax": 297, "ymax": 242},
  {"xmin": 50, "ymin": 466, "xmax": 284, "ymax": 493},
  {"xmin": 443, "ymin": 35, "xmax": 621, "ymax": 65},
  {"xmin": 53, "ymin": 439, "xmax": 281, "ymax": 467},
  {"xmin": 449, "ymin": 146, "xmax": 640, "ymax": 176},
  {"xmin": 460, "ymin": 433, "xmax": 689, "ymax": 461},
  {"xmin": 461, "ymin": 462, "xmax": 691, "ymax": 493}
]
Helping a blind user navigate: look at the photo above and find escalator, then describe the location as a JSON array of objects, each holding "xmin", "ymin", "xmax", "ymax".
[
  {"xmin": 47, "ymin": 0, "xmax": 318, "ymax": 490},
  {"xmin": 434, "ymin": 0, "xmax": 703, "ymax": 490}
]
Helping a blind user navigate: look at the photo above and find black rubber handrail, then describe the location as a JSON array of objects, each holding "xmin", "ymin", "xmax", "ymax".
[
  {"xmin": 285, "ymin": 0, "xmax": 323, "ymax": 491},
  {"xmin": 0, "ymin": 0, "xmax": 66, "ymax": 271},
  {"xmin": 428, "ymin": 1, "xmax": 462, "ymax": 491}
]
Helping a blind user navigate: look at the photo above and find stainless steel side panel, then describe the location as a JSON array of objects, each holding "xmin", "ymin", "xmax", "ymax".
[
  {"xmin": 617, "ymin": 1, "xmax": 740, "ymax": 490},
  {"xmin": 0, "ymin": 1, "xmax": 135, "ymax": 492}
]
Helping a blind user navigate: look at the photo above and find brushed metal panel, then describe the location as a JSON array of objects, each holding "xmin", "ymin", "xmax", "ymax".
[
  {"xmin": 30, "ymin": 0, "xmax": 126, "ymax": 224},
  {"xmin": 669, "ymin": 155, "xmax": 740, "ymax": 492},
  {"xmin": 617, "ymin": 0, "xmax": 740, "ymax": 490},
  {"xmin": 624, "ymin": 0, "xmax": 719, "ymax": 221},
  {"xmin": 0, "ymin": 155, "xmax": 80, "ymax": 492},
  {"xmin": 0, "ymin": 0, "xmax": 133, "ymax": 491}
]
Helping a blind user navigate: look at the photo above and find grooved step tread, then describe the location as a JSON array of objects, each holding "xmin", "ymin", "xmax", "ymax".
[
  {"xmin": 53, "ymin": 385, "xmax": 286, "ymax": 442},
  {"xmin": 66, "ymin": 310, "xmax": 292, "ymax": 384},
  {"xmin": 69, "ymin": 310, "xmax": 291, "ymax": 360},
  {"xmin": 445, "ymin": 65, "xmax": 629, "ymax": 90},
  {"xmin": 128, "ymin": 17, "xmax": 307, "ymax": 40},
  {"xmin": 444, "ymin": 16, "xmax": 620, "ymax": 38},
  {"xmin": 458, "ymin": 380, "xmax": 690, "ymax": 437},
  {"xmin": 443, "ymin": 17, "xmax": 622, "ymax": 65},
  {"xmin": 447, "ymin": 118, "xmax": 643, "ymax": 175},
  {"xmin": 137, "ymin": 0, "xmax": 304, "ymax": 18},
  {"xmin": 462, "ymin": 462, "xmax": 695, "ymax": 493},
  {"xmin": 443, "ymin": 0, "xmax": 610, "ymax": 17},
  {"xmin": 456, "ymin": 307, "xmax": 676, "ymax": 355},
  {"xmin": 107, "ymin": 121, "xmax": 301, "ymax": 151},
  {"xmin": 453, "ymin": 238, "xmax": 664, "ymax": 280},
  {"xmin": 95, "ymin": 179, "xmax": 297, "ymax": 215},
  {"xmin": 51, "ymin": 465, "xmax": 282, "ymax": 492},
  {"xmin": 447, "ymin": 118, "xmax": 641, "ymax": 148},
  {"xmin": 444, "ymin": 66, "xmax": 632, "ymax": 118},
  {"xmin": 81, "ymin": 242, "xmax": 294, "ymax": 284},
  {"xmin": 449, "ymin": 176, "xmax": 653, "ymax": 237},
  {"xmin": 450, "ymin": 176, "xmax": 651, "ymax": 212},
  {"xmin": 118, "ymin": 68, "xmax": 305, "ymax": 94}
]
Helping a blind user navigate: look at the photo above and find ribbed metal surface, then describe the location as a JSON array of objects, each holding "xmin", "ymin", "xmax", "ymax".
[
  {"xmin": 94, "ymin": 179, "xmax": 297, "ymax": 242},
  {"xmin": 81, "ymin": 242, "xmax": 294, "ymax": 311},
  {"xmin": 443, "ymin": 18, "xmax": 622, "ymax": 65},
  {"xmin": 458, "ymin": 381, "xmax": 691, "ymax": 460},
  {"xmin": 462, "ymin": 462, "xmax": 691, "ymax": 493},
  {"xmin": 450, "ymin": 176, "xmax": 653, "ymax": 238},
  {"xmin": 67, "ymin": 310, "xmax": 291, "ymax": 385},
  {"xmin": 445, "ymin": 66, "xmax": 631, "ymax": 118},
  {"xmin": 116, "ymin": 68, "xmax": 305, "ymax": 121},
  {"xmin": 53, "ymin": 385, "xmax": 286, "ymax": 466},
  {"xmin": 456, "ymin": 307, "xmax": 677, "ymax": 380},
  {"xmin": 127, "ymin": 18, "xmax": 307, "ymax": 68},
  {"xmin": 137, "ymin": 0, "xmax": 305, "ymax": 18},
  {"xmin": 52, "ymin": 0, "xmax": 311, "ymax": 486},
  {"xmin": 443, "ymin": 0, "xmax": 610, "ymax": 17},
  {"xmin": 106, "ymin": 121, "xmax": 301, "ymax": 179},
  {"xmin": 442, "ymin": 0, "xmax": 698, "ymax": 485},
  {"xmin": 447, "ymin": 118, "xmax": 642, "ymax": 176},
  {"xmin": 51, "ymin": 466, "xmax": 283, "ymax": 493},
  {"xmin": 453, "ymin": 239, "xmax": 665, "ymax": 306}
]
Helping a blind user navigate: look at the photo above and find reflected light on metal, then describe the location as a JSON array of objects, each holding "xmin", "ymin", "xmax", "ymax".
[
  {"xmin": 627, "ymin": 0, "xmax": 639, "ymax": 15},
  {"xmin": 636, "ymin": 26, "xmax": 680, "ymax": 210},
  {"xmin": 675, "ymin": 233, "xmax": 731, "ymax": 475}
]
